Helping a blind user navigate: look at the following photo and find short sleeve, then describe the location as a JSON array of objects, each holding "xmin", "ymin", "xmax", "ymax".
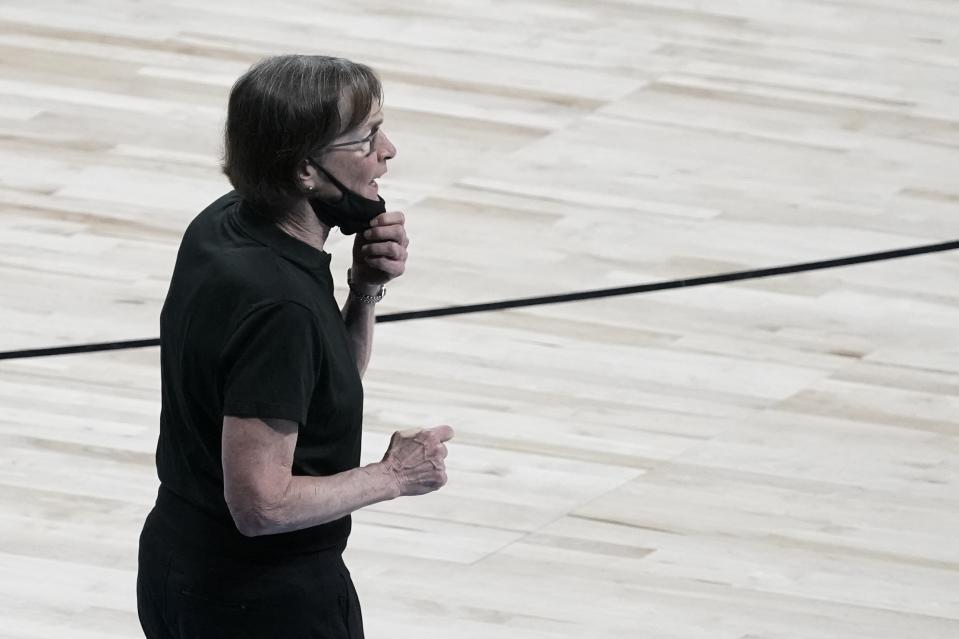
[{"xmin": 219, "ymin": 301, "xmax": 322, "ymax": 423}]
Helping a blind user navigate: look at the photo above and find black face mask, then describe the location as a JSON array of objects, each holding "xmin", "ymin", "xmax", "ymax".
[{"xmin": 307, "ymin": 162, "xmax": 385, "ymax": 236}]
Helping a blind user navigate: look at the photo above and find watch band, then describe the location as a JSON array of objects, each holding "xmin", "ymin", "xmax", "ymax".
[{"xmin": 347, "ymin": 268, "xmax": 386, "ymax": 304}]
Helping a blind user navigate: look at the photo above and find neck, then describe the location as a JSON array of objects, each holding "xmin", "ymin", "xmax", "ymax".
[{"xmin": 276, "ymin": 200, "xmax": 331, "ymax": 251}]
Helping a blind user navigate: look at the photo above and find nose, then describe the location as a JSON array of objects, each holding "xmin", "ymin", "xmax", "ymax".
[{"xmin": 378, "ymin": 130, "xmax": 397, "ymax": 160}]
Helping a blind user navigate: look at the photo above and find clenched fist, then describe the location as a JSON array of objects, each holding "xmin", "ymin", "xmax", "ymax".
[{"xmin": 380, "ymin": 425, "xmax": 454, "ymax": 497}]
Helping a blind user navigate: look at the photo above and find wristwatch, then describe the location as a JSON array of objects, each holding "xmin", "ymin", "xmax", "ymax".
[{"xmin": 347, "ymin": 268, "xmax": 386, "ymax": 304}]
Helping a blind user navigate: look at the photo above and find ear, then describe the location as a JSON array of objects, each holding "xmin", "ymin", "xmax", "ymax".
[{"xmin": 296, "ymin": 158, "xmax": 320, "ymax": 193}]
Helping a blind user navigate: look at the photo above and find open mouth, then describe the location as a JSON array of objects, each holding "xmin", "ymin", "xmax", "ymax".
[{"xmin": 368, "ymin": 171, "xmax": 385, "ymax": 194}]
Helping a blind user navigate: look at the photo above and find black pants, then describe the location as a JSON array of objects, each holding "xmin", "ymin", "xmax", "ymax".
[{"xmin": 137, "ymin": 521, "xmax": 364, "ymax": 639}]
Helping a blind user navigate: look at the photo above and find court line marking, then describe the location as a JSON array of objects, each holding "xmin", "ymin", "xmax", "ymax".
[{"xmin": 1, "ymin": 239, "xmax": 956, "ymax": 361}]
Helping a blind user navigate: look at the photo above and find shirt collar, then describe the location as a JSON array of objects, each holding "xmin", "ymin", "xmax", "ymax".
[{"xmin": 232, "ymin": 195, "xmax": 333, "ymax": 273}]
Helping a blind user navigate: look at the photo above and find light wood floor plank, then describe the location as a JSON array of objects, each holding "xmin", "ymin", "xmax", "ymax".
[{"xmin": 2, "ymin": 0, "xmax": 959, "ymax": 637}]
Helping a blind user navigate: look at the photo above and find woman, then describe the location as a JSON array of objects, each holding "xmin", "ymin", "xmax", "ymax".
[{"xmin": 136, "ymin": 54, "xmax": 453, "ymax": 639}]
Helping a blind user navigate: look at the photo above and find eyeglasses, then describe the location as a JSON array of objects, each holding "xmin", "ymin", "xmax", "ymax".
[{"xmin": 328, "ymin": 126, "xmax": 381, "ymax": 157}]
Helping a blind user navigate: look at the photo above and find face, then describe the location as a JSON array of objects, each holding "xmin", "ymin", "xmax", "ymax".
[{"xmin": 315, "ymin": 103, "xmax": 396, "ymax": 200}]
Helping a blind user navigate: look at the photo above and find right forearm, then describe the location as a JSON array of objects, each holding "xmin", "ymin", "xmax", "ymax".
[
  {"xmin": 226, "ymin": 424, "xmax": 452, "ymax": 537},
  {"xmin": 235, "ymin": 462, "xmax": 399, "ymax": 537}
]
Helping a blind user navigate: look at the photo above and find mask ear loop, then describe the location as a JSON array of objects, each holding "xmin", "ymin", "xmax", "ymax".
[{"xmin": 306, "ymin": 157, "xmax": 348, "ymax": 201}]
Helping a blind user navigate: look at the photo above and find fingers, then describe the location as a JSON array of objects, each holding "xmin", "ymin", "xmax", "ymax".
[
  {"xmin": 414, "ymin": 427, "xmax": 451, "ymax": 467},
  {"xmin": 362, "ymin": 258, "xmax": 405, "ymax": 277},
  {"xmin": 357, "ymin": 240, "xmax": 406, "ymax": 277},
  {"xmin": 413, "ymin": 426, "xmax": 454, "ymax": 446},
  {"xmin": 362, "ymin": 224, "xmax": 409, "ymax": 247},
  {"xmin": 352, "ymin": 211, "xmax": 409, "ymax": 283},
  {"xmin": 382, "ymin": 425, "xmax": 453, "ymax": 496},
  {"xmin": 369, "ymin": 211, "xmax": 405, "ymax": 228},
  {"xmin": 358, "ymin": 217, "xmax": 408, "ymax": 276},
  {"xmin": 429, "ymin": 425, "xmax": 455, "ymax": 443},
  {"xmin": 360, "ymin": 241, "xmax": 407, "ymax": 260}
]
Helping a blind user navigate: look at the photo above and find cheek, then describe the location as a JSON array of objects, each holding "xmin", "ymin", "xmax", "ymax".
[
  {"xmin": 356, "ymin": 159, "xmax": 379, "ymax": 185},
  {"xmin": 343, "ymin": 159, "xmax": 375, "ymax": 187},
  {"xmin": 324, "ymin": 156, "xmax": 369, "ymax": 191}
]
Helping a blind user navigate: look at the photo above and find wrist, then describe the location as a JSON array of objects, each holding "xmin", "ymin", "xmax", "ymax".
[
  {"xmin": 347, "ymin": 268, "xmax": 386, "ymax": 303},
  {"xmin": 350, "ymin": 281, "xmax": 383, "ymax": 296},
  {"xmin": 371, "ymin": 460, "xmax": 402, "ymax": 500}
]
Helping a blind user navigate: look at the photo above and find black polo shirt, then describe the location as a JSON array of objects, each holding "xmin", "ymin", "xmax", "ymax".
[{"xmin": 152, "ymin": 191, "xmax": 363, "ymax": 558}]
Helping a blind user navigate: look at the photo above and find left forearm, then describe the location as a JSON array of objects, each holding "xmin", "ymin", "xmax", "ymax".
[
  {"xmin": 343, "ymin": 210, "xmax": 408, "ymax": 376},
  {"xmin": 342, "ymin": 290, "xmax": 377, "ymax": 377}
]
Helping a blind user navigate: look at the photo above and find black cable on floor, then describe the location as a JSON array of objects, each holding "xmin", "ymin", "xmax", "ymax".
[{"xmin": 1, "ymin": 238, "xmax": 956, "ymax": 361}]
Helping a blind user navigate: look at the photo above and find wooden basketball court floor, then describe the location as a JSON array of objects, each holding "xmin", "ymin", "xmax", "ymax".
[{"xmin": 1, "ymin": 0, "xmax": 959, "ymax": 636}]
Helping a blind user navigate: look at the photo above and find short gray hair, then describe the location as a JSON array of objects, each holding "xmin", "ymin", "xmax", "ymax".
[{"xmin": 222, "ymin": 54, "xmax": 382, "ymax": 221}]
